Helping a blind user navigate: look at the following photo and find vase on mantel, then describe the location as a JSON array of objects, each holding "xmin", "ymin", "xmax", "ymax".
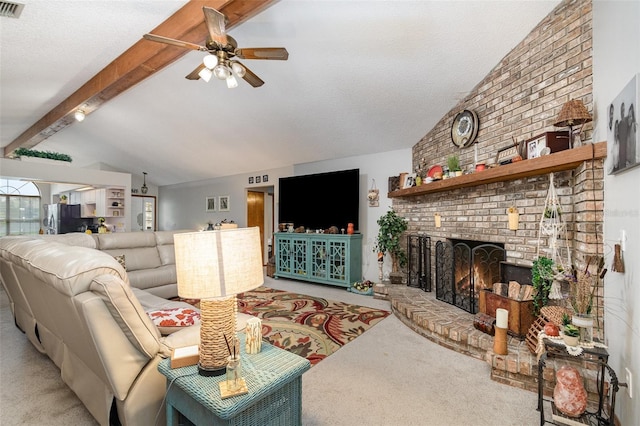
[{"xmin": 572, "ymin": 314, "xmax": 594, "ymax": 345}]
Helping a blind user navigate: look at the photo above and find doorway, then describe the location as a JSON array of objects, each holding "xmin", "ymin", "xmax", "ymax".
[
  {"xmin": 247, "ymin": 188, "xmax": 274, "ymax": 264},
  {"xmin": 131, "ymin": 195, "xmax": 157, "ymax": 231}
]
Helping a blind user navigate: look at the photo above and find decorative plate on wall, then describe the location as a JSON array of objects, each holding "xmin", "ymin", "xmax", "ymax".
[{"xmin": 451, "ymin": 110, "xmax": 479, "ymax": 148}]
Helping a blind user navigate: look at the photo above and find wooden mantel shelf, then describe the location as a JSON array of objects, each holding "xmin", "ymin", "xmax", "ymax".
[{"xmin": 388, "ymin": 141, "xmax": 607, "ymax": 198}]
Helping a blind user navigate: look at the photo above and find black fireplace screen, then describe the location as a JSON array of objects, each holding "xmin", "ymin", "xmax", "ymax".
[
  {"xmin": 436, "ymin": 240, "xmax": 505, "ymax": 313},
  {"xmin": 407, "ymin": 235, "xmax": 431, "ymax": 291}
]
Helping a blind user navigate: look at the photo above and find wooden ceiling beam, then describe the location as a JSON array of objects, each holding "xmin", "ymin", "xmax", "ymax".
[{"xmin": 3, "ymin": 0, "xmax": 277, "ymax": 157}]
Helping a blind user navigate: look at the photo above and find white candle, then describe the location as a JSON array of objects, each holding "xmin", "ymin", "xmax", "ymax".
[
  {"xmin": 474, "ymin": 144, "xmax": 478, "ymax": 166},
  {"xmin": 245, "ymin": 317, "xmax": 262, "ymax": 354},
  {"xmin": 496, "ymin": 308, "xmax": 508, "ymax": 329}
]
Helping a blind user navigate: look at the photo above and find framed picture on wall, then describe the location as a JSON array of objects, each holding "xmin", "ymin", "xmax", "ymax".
[
  {"xmin": 206, "ymin": 196, "xmax": 216, "ymax": 212},
  {"xmin": 218, "ymin": 195, "xmax": 230, "ymax": 211},
  {"xmin": 608, "ymin": 74, "xmax": 639, "ymax": 175}
]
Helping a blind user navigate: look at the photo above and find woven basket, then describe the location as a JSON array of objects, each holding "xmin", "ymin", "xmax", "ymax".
[
  {"xmin": 525, "ymin": 306, "xmax": 574, "ymax": 354},
  {"xmin": 540, "ymin": 305, "xmax": 573, "ymax": 326}
]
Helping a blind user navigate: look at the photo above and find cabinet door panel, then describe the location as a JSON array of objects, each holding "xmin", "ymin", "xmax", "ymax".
[
  {"xmin": 310, "ymin": 239, "xmax": 327, "ymax": 279},
  {"xmin": 328, "ymin": 240, "xmax": 347, "ymax": 283},
  {"xmin": 292, "ymin": 238, "xmax": 307, "ymax": 277}
]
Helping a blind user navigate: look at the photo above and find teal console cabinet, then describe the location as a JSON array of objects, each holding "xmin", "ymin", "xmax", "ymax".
[{"xmin": 275, "ymin": 233, "xmax": 362, "ymax": 287}]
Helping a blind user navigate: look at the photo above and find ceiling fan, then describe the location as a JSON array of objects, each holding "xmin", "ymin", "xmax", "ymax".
[{"xmin": 143, "ymin": 6, "xmax": 288, "ymax": 88}]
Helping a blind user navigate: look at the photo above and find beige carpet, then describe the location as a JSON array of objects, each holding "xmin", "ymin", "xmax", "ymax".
[{"xmin": 0, "ymin": 276, "xmax": 540, "ymax": 425}]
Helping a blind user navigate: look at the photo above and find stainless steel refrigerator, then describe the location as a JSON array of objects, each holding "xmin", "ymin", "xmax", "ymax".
[{"xmin": 43, "ymin": 204, "xmax": 82, "ymax": 234}]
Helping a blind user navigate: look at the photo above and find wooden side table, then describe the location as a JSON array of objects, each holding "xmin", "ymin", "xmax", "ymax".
[{"xmin": 158, "ymin": 335, "xmax": 310, "ymax": 426}]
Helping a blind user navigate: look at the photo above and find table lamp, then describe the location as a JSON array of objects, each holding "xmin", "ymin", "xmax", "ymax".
[
  {"xmin": 553, "ymin": 99, "xmax": 592, "ymax": 149},
  {"xmin": 174, "ymin": 227, "xmax": 264, "ymax": 376}
]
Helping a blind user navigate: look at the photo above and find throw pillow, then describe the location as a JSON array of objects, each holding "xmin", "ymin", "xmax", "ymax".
[
  {"xmin": 113, "ymin": 254, "xmax": 126, "ymax": 270},
  {"xmin": 147, "ymin": 307, "xmax": 200, "ymax": 335}
]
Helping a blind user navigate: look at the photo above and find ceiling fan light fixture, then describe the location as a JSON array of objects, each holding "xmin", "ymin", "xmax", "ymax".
[
  {"xmin": 203, "ymin": 54, "xmax": 218, "ymax": 70},
  {"xmin": 199, "ymin": 67, "xmax": 213, "ymax": 82},
  {"xmin": 74, "ymin": 109, "xmax": 86, "ymax": 122},
  {"xmin": 231, "ymin": 62, "xmax": 246, "ymax": 78},
  {"xmin": 213, "ymin": 64, "xmax": 230, "ymax": 80},
  {"xmin": 226, "ymin": 73, "xmax": 238, "ymax": 89}
]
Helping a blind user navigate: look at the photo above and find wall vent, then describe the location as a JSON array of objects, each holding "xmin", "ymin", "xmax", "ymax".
[{"xmin": 0, "ymin": 1, "xmax": 24, "ymax": 18}]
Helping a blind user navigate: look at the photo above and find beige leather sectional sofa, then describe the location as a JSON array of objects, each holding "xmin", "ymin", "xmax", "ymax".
[{"xmin": 0, "ymin": 231, "xmax": 209, "ymax": 425}]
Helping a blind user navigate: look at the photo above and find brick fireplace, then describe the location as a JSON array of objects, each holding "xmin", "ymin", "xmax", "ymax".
[{"xmin": 388, "ymin": 0, "xmax": 606, "ymax": 337}]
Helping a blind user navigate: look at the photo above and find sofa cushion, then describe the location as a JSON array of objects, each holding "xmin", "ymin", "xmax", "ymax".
[
  {"xmin": 103, "ymin": 247, "xmax": 162, "ymax": 272},
  {"xmin": 41, "ymin": 232, "xmax": 97, "ymax": 249},
  {"xmin": 127, "ymin": 265, "xmax": 176, "ymax": 291},
  {"xmin": 1, "ymin": 239, "xmax": 126, "ymax": 297},
  {"xmin": 89, "ymin": 275, "xmax": 161, "ymax": 358},
  {"xmin": 155, "ymin": 230, "xmax": 190, "ymax": 266},
  {"xmin": 146, "ymin": 307, "xmax": 200, "ymax": 335},
  {"xmin": 94, "ymin": 232, "xmax": 157, "ymax": 250},
  {"xmin": 0, "ymin": 233, "xmax": 97, "ymax": 249},
  {"xmin": 93, "ymin": 233, "xmax": 162, "ymax": 271}
]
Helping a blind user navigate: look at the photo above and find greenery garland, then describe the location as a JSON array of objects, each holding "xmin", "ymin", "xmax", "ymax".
[{"xmin": 14, "ymin": 147, "xmax": 72, "ymax": 163}]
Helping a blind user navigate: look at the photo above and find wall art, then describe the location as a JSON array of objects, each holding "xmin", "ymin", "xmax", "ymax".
[{"xmin": 608, "ymin": 74, "xmax": 639, "ymax": 175}]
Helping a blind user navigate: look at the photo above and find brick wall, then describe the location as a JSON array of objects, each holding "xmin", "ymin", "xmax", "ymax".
[{"xmin": 393, "ymin": 1, "xmax": 604, "ymax": 335}]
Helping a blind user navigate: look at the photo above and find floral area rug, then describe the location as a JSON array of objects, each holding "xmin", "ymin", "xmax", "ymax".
[{"xmin": 236, "ymin": 286, "xmax": 390, "ymax": 366}]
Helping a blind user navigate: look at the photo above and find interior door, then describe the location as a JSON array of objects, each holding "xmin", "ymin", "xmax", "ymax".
[{"xmin": 247, "ymin": 191, "xmax": 265, "ymax": 262}]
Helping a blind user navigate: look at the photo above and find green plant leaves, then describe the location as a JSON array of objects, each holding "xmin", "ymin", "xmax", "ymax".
[
  {"xmin": 532, "ymin": 256, "xmax": 554, "ymax": 316},
  {"xmin": 14, "ymin": 147, "xmax": 72, "ymax": 163}
]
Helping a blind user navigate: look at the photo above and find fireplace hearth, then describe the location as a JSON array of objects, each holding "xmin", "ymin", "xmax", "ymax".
[{"xmin": 435, "ymin": 240, "xmax": 505, "ymax": 313}]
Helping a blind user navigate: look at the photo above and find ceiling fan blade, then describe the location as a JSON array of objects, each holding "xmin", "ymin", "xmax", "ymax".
[
  {"xmin": 235, "ymin": 47, "xmax": 289, "ymax": 60},
  {"xmin": 143, "ymin": 33, "xmax": 204, "ymax": 51},
  {"xmin": 186, "ymin": 64, "xmax": 206, "ymax": 80},
  {"xmin": 203, "ymin": 6, "xmax": 228, "ymax": 46},
  {"xmin": 238, "ymin": 63, "xmax": 265, "ymax": 87}
]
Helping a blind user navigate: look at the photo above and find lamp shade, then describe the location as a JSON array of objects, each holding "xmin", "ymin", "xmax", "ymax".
[
  {"xmin": 174, "ymin": 227, "xmax": 264, "ymax": 299},
  {"xmin": 554, "ymin": 99, "xmax": 592, "ymax": 127}
]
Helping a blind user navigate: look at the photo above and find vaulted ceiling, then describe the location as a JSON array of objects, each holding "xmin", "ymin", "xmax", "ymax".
[{"xmin": 1, "ymin": 0, "xmax": 560, "ymax": 186}]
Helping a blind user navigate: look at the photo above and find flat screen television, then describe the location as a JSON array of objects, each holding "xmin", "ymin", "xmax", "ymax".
[{"xmin": 278, "ymin": 168, "xmax": 359, "ymax": 231}]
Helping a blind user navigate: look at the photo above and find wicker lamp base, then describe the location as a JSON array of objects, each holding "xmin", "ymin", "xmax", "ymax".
[{"xmin": 198, "ymin": 296, "xmax": 237, "ymax": 376}]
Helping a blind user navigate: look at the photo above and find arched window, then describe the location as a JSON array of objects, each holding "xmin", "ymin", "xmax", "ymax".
[{"xmin": 0, "ymin": 179, "xmax": 41, "ymax": 236}]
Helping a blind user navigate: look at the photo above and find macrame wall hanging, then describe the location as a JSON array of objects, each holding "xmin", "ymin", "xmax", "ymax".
[
  {"xmin": 537, "ymin": 173, "xmax": 571, "ymax": 299},
  {"xmin": 368, "ymin": 179, "xmax": 379, "ymax": 207}
]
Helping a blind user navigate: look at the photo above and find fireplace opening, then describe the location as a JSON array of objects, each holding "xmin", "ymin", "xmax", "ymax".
[{"xmin": 435, "ymin": 239, "xmax": 505, "ymax": 313}]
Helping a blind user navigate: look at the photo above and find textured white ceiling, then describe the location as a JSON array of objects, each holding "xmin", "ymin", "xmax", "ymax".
[{"xmin": 1, "ymin": 0, "xmax": 560, "ymax": 186}]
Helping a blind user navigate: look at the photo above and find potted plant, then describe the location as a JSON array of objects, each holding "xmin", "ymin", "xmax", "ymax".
[
  {"xmin": 562, "ymin": 324, "xmax": 580, "ymax": 347},
  {"xmin": 59, "ymin": 194, "xmax": 68, "ymax": 204},
  {"xmin": 447, "ymin": 155, "xmax": 462, "ymax": 177},
  {"xmin": 565, "ymin": 260, "xmax": 599, "ymax": 344},
  {"xmin": 373, "ymin": 209, "xmax": 408, "ymax": 284},
  {"xmin": 531, "ymin": 256, "xmax": 554, "ymax": 316}
]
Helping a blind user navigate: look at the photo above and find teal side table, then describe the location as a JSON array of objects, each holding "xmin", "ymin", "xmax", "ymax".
[{"xmin": 158, "ymin": 335, "xmax": 310, "ymax": 426}]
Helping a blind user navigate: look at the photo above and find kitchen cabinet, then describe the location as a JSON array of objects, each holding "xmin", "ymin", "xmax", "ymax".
[
  {"xmin": 82, "ymin": 190, "xmax": 96, "ymax": 204},
  {"xmin": 105, "ymin": 187, "xmax": 125, "ymax": 218},
  {"xmin": 80, "ymin": 187, "xmax": 125, "ymax": 218},
  {"xmin": 69, "ymin": 191, "xmax": 82, "ymax": 204},
  {"xmin": 275, "ymin": 233, "xmax": 362, "ymax": 288}
]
